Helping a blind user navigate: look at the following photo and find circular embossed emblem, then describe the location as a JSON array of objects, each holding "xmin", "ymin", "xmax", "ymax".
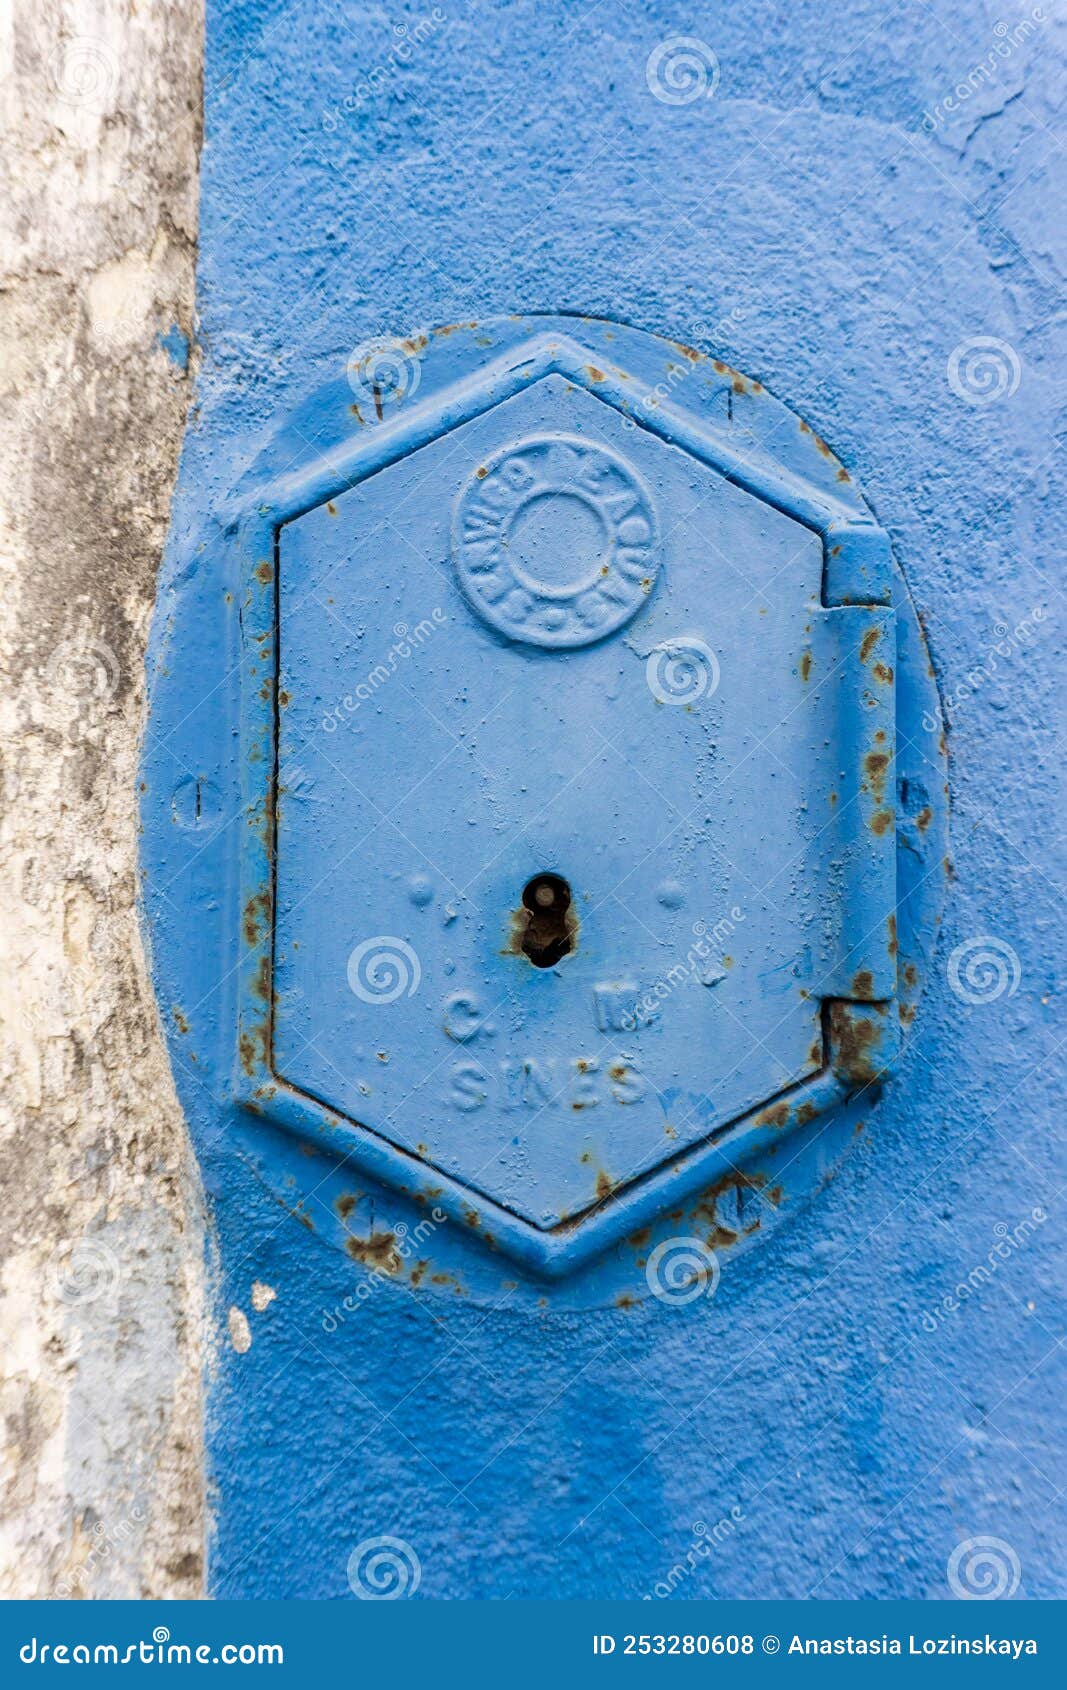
[{"xmin": 452, "ymin": 434, "xmax": 660, "ymax": 648}]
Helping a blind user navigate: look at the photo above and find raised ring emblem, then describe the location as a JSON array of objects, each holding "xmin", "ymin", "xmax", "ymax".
[{"xmin": 452, "ymin": 433, "xmax": 660, "ymax": 648}]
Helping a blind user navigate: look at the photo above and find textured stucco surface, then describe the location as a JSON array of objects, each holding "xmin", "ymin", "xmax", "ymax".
[
  {"xmin": 142, "ymin": 0, "xmax": 1065, "ymax": 1600},
  {"xmin": 0, "ymin": 0, "xmax": 205, "ymax": 1596}
]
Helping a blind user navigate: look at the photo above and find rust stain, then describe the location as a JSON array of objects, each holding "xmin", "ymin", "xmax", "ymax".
[
  {"xmin": 434, "ymin": 321, "xmax": 478, "ymax": 338},
  {"xmin": 595, "ymin": 1169, "xmax": 616, "ymax": 1202},
  {"xmin": 584, "ymin": 364, "xmax": 606, "ymax": 382},
  {"xmin": 475, "ymin": 465, "xmax": 488, "ymax": 479},
  {"xmin": 672, "ymin": 341, "xmax": 703, "ymax": 363},
  {"xmin": 345, "ymin": 1230, "xmax": 401, "ymax": 1273},
  {"xmin": 903, "ymin": 962, "xmax": 918, "ymax": 988},
  {"xmin": 872, "ymin": 661, "xmax": 894, "ymax": 685},
  {"xmin": 172, "ymin": 1006, "xmax": 189, "ymax": 1035},
  {"xmin": 627, "ymin": 1226, "xmax": 652, "ymax": 1248},
  {"xmin": 870, "ymin": 808, "xmax": 893, "ymax": 836},
  {"xmin": 852, "ymin": 968, "xmax": 875, "ymax": 999},
  {"xmin": 401, "ymin": 332, "xmax": 429, "ymax": 354},
  {"xmin": 243, "ymin": 890, "xmax": 270, "ymax": 947},
  {"xmin": 754, "ymin": 1101, "xmax": 790, "ymax": 1129},
  {"xmin": 615, "ymin": 1293, "xmax": 638, "ymax": 1309},
  {"xmin": 860, "ymin": 627, "xmax": 880, "ymax": 663},
  {"xmin": 326, "ymin": 500, "xmax": 338, "ymax": 516},
  {"xmin": 828, "ymin": 1005, "xmax": 884, "ymax": 1088},
  {"xmin": 799, "ymin": 650, "xmax": 812, "ymax": 682},
  {"xmin": 916, "ymin": 805, "xmax": 932, "ymax": 832},
  {"xmin": 796, "ymin": 1101, "xmax": 820, "ymax": 1126},
  {"xmin": 887, "ymin": 914, "xmax": 898, "ymax": 958},
  {"xmin": 255, "ymin": 560, "xmax": 273, "ymax": 584},
  {"xmin": 864, "ymin": 749, "xmax": 889, "ymax": 800}
]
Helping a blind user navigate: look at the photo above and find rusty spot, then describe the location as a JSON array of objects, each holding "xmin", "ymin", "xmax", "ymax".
[
  {"xmin": 336, "ymin": 1193, "xmax": 358, "ymax": 1221},
  {"xmin": 836, "ymin": 467, "xmax": 850, "ymax": 482},
  {"xmin": 243, "ymin": 890, "xmax": 270, "ymax": 947},
  {"xmin": 628, "ymin": 1226, "xmax": 652, "ymax": 1248},
  {"xmin": 326, "ymin": 500, "xmax": 338, "ymax": 516},
  {"xmin": 903, "ymin": 962, "xmax": 918, "ymax": 988},
  {"xmin": 349, "ymin": 403, "xmax": 365, "ymax": 425},
  {"xmin": 860, "ymin": 627, "xmax": 880, "ymax": 663},
  {"xmin": 434, "ymin": 322, "xmax": 477, "ymax": 338},
  {"xmin": 870, "ymin": 808, "xmax": 893, "ymax": 836},
  {"xmin": 251, "ymin": 954, "xmax": 271, "ymax": 1001},
  {"xmin": 828, "ymin": 1004, "xmax": 884, "ymax": 1088},
  {"xmin": 864, "ymin": 749, "xmax": 889, "ymax": 799},
  {"xmin": 754, "ymin": 1101, "xmax": 790, "ymax": 1129},
  {"xmin": 615, "ymin": 1293, "xmax": 638, "ymax": 1310},
  {"xmin": 765, "ymin": 1185, "xmax": 784, "ymax": 1207},
  {"xmin": 595, "ymin": 1170, "xmax": 616, "ymax": 1202},
  {"xmin": 872, "ymin": 661, "xmax": 894, "ymax": 685},
  {"xmin": 899, "ymin": 1002, "xmax": 917, "ymax": 1026},
  {"xmin": 807, "ymin": 1037, "xmax": 822, "ymax": 1066},
  {"xmin": 672, "ymin": 341, "xmax": 703, "ymax": 363},
  {"xmin": 799, "ymin": 651, "xmax": 812, "ymax": 682},
  {"xmin": 463, "ymin": 1207, "xmax": 479, "ymax": 1229},
  {"xmin": 584, "ymin": 364, "xmax": 606, "ymax": 382},
  {"xmin": 172, "ymin": 1006, "xmax": 189, "ymax": 1035},
  {"xmin": 829, "ymin": 790, "xmax": 838, "ymax": 807},
  {"xmin": 475, "ymin": 465, "xmax": 488, "ymax": 479},
  {"xmin": 278, "ymin": 689, "xmax": 291, "ymax": 709},
  {"xmin": 916, "ymin": 805, "xmax": 932, "ymax": 832},
  {"xmin": 579, "ymin": 1150, "xmax": 592, "ymax": 1164},
  {"xmin": 722, "ymin": 955, "xmax": 734, "ymax": 969},
  {"xmin": 345, "ymin": 1230, "xmax": 401, "ymax": 1273},
  {"xmin": 852, "ymin": 968, "xmax": 875, "ymax": 999},
  {"xmin": 796, "ymin": 1101, "xmax": 820, "ymax": 1126},
  {"xmin": 409, "ymin": 1261, "xmax": 427, "ymax": 1288},
  {"xmin": 401, "ymin": 333, "xmax": 429, "ymax": 354},
  {"xmin": 255, "ymin": 560, "xmax": 273, "ymax": 584},
  {"xmin": 887, "ymin": 914, "xmax": 898, "ymax": 957}
]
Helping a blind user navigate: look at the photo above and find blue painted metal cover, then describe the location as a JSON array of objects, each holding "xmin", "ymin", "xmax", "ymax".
[
  {"xmin": 184, "ymin": 314, "xmax": 945, "ymax": 1304},
  {"xmin": 257, "ymin": 329, "xmax": 901, "ymax": 1275}
]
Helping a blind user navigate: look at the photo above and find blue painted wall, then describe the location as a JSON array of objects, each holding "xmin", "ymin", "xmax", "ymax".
[{"xmin": 144, "ymin": 0, "xmax": 1064, "ymax": 1597}]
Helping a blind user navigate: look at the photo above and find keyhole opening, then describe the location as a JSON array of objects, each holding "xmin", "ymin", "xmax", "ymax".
[{"xmin": 519, "ymin": 873, "xmax": 576, "ymax": 968}]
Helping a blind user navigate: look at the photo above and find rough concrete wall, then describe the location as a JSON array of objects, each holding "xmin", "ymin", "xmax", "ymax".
[{"xmin": 0, "ymin": 0, "xmax": 204, "ymax": 1596}]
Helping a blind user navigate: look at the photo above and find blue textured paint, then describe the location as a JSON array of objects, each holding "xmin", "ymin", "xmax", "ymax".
[
  {"xmin": 158, "ymin": 323, "xmax": 191, "ymax": 372},
  {"xmin": 141, "ymin": 0, "xmax": 1064, "ymax": 1599}
]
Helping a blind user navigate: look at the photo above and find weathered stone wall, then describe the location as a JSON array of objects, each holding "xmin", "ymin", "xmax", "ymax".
[{"xmin": 0, "ymin": 0, "xmax": 204, "ymax": 1597}]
